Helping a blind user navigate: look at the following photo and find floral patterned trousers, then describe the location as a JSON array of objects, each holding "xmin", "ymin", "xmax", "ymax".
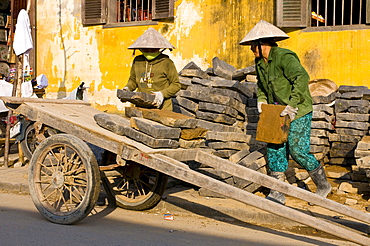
[{"xmin": 267, "ymin": 112, "xmax": 319, "ymax": 172}]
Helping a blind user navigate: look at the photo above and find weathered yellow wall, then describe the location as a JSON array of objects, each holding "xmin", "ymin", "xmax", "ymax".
[{"xmin": 35, "ymin": 0, "xmax": 370, "ymax": 112}]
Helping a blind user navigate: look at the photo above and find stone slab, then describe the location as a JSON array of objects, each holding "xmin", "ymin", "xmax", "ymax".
[
  {"xmin": 124, "ymin": 127, "xmax": 179, "ymax": 149},
  {"xmin": 117, "ymin": 89, "xmax": 156, "ymax": 108},
  {"xmin": 125, "ymin": 107, "xmax": 198, "ymax": 128},
  {"xmin": 130, "ymin": 117, "xmax": 181, "ymax": 139},
  {"xmin": 93, "ymin": 113, "xmax": 131, "ymax": 136},
  {"xmin": 196, "ymin": 110, "xmax": 236, "ymax": 125}
]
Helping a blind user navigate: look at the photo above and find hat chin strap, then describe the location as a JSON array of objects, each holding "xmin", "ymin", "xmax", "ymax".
[{"xmin": 257, "ymin": 40, "xmax": 264, "ymax": 59}]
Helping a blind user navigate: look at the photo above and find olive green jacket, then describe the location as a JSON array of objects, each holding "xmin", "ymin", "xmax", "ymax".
[
  {"xmin": 256, "ymin": 46, "xmax": 313, "ymax": 120},
  {"xmin": 127, "ymin": 54, "xmax": 181, "ymax": 111}
]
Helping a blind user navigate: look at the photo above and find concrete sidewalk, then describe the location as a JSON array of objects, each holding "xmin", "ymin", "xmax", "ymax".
[{"xmin": 0, "ymin": 153, "xmax": 369, "ymax": 239}]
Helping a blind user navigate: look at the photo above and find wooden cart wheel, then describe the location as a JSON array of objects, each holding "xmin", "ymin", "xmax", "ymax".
[
  {"xmin": 28, "ymin": 134, "xmax": 100, "ymax": 224},
  {"xmin": 21, "ymin": 122, "xmax": 57, "ymax": 160},
  {"xmin": 101, "ymin": 151, "xmax": 168, "ymax": 211},
  {"xmin": 0, "ymin": 120, "xmax": 5, "ymax": 156}
]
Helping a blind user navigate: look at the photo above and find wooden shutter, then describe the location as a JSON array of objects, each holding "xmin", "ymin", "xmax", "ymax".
[
  {"xmin": 276, "ymin": 0, "xmax": 309, "ymax": 27},
  {"xmin": 367, "ymin": 0, "xmax": 370, "ymax": 24},
  {"xmin": 152, "ymin": 0, "xmax": 174, "ymax": 20},
  {"xmin": 82, "ymin": 0, "xmax": 107, "ymax": 25}
]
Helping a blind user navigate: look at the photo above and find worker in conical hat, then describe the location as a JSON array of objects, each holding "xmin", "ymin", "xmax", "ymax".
[
  {"xmin": 240, "ymin": 20, "xmax": 331, "ymax": 205},
  {"xmin": 123, "ymin": 27, "xmax": 180, "ymax": 111}
]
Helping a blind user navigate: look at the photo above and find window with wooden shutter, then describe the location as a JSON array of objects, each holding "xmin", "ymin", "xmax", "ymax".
[
  {"xmin": 367, "ymin": 0, "xmax": 370, "ymax": 24},
  {"xmin": 152, "ymin": 0, "xmax": 174, "ymax": 20},
  {"xmin": 276, "ymin": 0, "xmax": 309, "ymax": 27},
  {"xmin": 277, "ymin": 0, "xmax": 370, "ymax": 28},
  {"xmin": 82, "ymin": 0, "xmax": 107, "ymax": 25}
]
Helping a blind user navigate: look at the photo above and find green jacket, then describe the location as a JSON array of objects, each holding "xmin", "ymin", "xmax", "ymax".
[
  {"xmin": 127, "ymin": 53, "xmax": 181, "ymax": 111},
  {"xmin": 256, "ymin": 46, "xmax": 313, "ymax": 120}
]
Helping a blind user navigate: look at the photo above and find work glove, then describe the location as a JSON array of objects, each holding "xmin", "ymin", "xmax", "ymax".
[
  {"xmin": 257, "ymin": 101, "xmax": 267, "ymax": 113},
  {"xmin": 152, "ymin": 91, "xmax": 164, "ymax": 108},
  {"xmin": 280, "ymin": 105, "xmax": 298, "ymax": 121}
]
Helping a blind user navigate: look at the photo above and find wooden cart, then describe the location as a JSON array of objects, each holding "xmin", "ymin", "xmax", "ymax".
[{"xmin": 1, "ymin": 96, "xmax": 370, "ymax": 245}]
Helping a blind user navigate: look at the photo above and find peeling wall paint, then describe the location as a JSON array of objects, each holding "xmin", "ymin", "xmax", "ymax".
[{"xmin": 36, "ymin": 0, "xmax": 370, "ymax": 113}]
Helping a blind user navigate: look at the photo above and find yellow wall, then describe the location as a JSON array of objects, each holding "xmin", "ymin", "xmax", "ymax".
[{"xmin": 35, "ymin": 0, "xmax": 370, "ymax": 112}]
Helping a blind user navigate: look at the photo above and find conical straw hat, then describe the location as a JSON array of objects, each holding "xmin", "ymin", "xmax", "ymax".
[
  {"xmin": 239, "ymin": 20, "xmax": 289, "ymax": 45},
  {"xmin": 128, "ymin": 27, "xmax": 175, "ymax": 49}
]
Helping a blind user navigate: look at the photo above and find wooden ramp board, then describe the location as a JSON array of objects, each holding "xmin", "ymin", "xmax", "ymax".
[{"xmin": 122, "ymin": 145, "xmax": 370, "ymax": 246}]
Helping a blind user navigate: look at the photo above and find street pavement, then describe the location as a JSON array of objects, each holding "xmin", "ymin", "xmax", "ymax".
[{"xmin": 0, "ymin": 152, "xmax": 369, "ymax": 244}]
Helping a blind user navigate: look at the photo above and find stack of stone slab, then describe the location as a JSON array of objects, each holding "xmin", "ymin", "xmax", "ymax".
[
  {"xmin": 355, "ymin": 136, "xmax": 370, "ymax": 179},
  {"xmin": 124, "ymin": 107, "xmax": 203, "ymax": 149},
  {"xmin": 173, "ymin": 59, "xmax": 268, "ymax": 196},
  {"xmin": 94, "ymin": 108, "xmax": 200, "ymax": 149},
  {"xmin": 310, "ymin": 92, "xmax": 337, "ymax": 163},
  {"xmin": 330, "ymin": 86, "xmax": 370, "ymax": 166},
  {"xmin": 175, "ymin": 60, "xmax": 259, "ymax": 157}
]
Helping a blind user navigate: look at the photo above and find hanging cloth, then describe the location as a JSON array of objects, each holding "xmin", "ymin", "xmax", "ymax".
[{"xmin": 13, "ymin": 9, "xmax": 33, "ymax": 56}]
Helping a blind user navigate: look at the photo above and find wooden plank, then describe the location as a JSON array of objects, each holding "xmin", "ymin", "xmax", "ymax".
[
  {"xmin": 0, "ymin": 138, "xmax": 16, "ymax": 144},
  {"xmin": 120, "ymin": 145, "xmax": 370, "ymax": 246},
  {"xmin": 195, "ymin": 151, "xmax": 370, "ymax": 226},
  {"xmin": 0, "ymin": 96, "xmax": 91, "ymax": 105}
]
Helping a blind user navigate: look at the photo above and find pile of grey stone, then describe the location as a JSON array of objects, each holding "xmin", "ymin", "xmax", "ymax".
[{"xmin": 172, "ymin": 58, "xmax": 267, "ymax": 196}]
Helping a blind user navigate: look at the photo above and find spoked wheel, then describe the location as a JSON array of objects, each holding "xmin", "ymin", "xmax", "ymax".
[
  {"xmin": 21, "ymin": 122, "xmax": 58, "ymax": 160},
  {"xmin": 0, "ymin": 120, "xmax": 5, "ymax": 156},
  {"xmin": 101, "ymin": 151, "xmax": 168, "ymax": 211},
  {"xmin": 29, "ymin": 134, "xmax": 100, "ymax": 224}
]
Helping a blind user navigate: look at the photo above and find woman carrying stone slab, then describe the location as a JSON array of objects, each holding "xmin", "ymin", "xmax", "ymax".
[
  {"xmin": 123, "ymin": 28, "xmax": 181, "ymax": 111},
  {"xmin": 239, "ymin": 20, "xmax": 332, "ymax": 205}
]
